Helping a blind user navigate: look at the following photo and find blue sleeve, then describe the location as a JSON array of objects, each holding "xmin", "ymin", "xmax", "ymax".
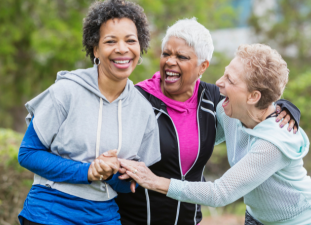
[
  {"xmin": 105, "ymin": 172, "xmax": 138, "ymax": 193},
  {"xmin": 18, "ymin": 119, "xmax": 91, "ymax": 184}
]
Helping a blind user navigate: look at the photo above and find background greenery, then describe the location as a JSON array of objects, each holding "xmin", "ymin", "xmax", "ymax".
[{"xmin": 0, "ymin": 0, "xmax": 310, "ymax": 224}]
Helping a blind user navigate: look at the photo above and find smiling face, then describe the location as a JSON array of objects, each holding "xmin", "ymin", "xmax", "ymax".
[
  {"xmin": 160, "ymin": 37, "xmax": 208, "ymax": 101},
  {"xmin": 216, "ymin": 57, "xmax": 251, "ymax": 119},
  {"xmin": 94, "ymin": 18, "xmax": 140, "ymax": 82}
]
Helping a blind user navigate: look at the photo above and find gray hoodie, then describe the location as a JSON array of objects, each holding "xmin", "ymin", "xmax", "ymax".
[{"xmin": 25, "ymin": 65, "xmax": 161, "ymax": 201}]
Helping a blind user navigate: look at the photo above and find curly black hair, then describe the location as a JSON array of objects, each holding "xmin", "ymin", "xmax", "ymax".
[{"xmin": 82, "ymin": 0, "xmax": 150, "ymax": 63}]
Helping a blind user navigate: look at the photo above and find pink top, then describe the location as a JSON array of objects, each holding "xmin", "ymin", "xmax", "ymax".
[{"xmin": 137, "ymin": 72, "xmax": 200, "ymax": 175}]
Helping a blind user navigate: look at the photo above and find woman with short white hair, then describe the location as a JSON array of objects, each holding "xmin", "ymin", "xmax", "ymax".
[
  {"xmin": 114, "ymin": 18, "xmax": 298, "ymax": 225},
  {"xmin": 120, "ymin": 44, "xmax": 311, "ymax": 225}
]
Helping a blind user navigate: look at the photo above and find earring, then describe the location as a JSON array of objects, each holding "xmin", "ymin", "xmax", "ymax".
[
  {"xmin": 137, "ymin": 56, "xmax": 143, "ymax": 65},
  {"xmin": 94, "ymin": 57, "xmax": 100, "ymax": 65}
]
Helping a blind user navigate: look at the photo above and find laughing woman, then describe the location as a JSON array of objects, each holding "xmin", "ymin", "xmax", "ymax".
[
  {"xmin": 120, "ymin": 44, "xmax": 311, "ymax": 225},
  {"xmin": 17, "ymin": 1, "xmax": 160, "ymax": 225}
]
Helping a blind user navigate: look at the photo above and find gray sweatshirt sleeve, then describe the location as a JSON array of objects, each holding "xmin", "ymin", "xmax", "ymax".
[
  {"xmin": 25, "ymin": 85, "xmax": 66, "ymax": 148},
  {"xmin": 137, "ymin": 113, "xmax": 161, "ymax": 167}
]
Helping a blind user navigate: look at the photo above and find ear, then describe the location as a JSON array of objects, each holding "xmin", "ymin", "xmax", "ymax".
[
  {"xmin": 198, "ymin": 60, "xmax": 210, "ymax": 77},
  {"xmin": 93, "ymin": 46, "xmax": 99, "ymax": 58},
  {"xmin": 247, "ymin": 90, "xmax": 261, "ymax": 105}
]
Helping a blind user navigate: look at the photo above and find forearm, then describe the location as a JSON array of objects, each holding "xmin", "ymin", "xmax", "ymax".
[
  {"xmin": 19, "ymin": 147, "xmax": 90, "ymax": 184},
  {"xmin": 152, "ymin": 176, "xmax": 171, "ymax": 195}
]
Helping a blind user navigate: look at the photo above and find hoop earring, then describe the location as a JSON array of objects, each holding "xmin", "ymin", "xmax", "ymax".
[
  {"xmin": 94, "ymin": 57, "xmax": 100, "ymax": 65},
  {"xmin": 137, "ymin": 56, "xmax": 143, "ymax": 65}
]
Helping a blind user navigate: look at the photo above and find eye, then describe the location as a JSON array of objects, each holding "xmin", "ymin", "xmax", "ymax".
[
  {"xmin": 178, "ymin": 55, "xmax": 189, "ymax": 60},
  {"xmin": 226, "ymin": 76, "xmax": 233, "ymax": 84},
  {"xmin": 105, "ymin": 40, "xmax": 116, "ymax": 44},
  {"xmin": 127, "ymin": 39, "xmax": 137, "ymax": 43},
  {"xmin": 162, "ymin": 52, "xmax": 169, "ymax": 57}
]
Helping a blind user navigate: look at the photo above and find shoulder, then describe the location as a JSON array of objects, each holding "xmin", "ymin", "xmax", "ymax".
[{"xmin": 131, "ymin": 87, "xmax": 154, "ymax": 113}]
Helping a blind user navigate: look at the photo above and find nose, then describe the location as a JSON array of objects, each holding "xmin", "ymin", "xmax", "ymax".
[
  {"xmin": 116, "ymin": 41, "xmax": 129, "ymax": 54},
  {"xmin": 216, "ymin": 76, "xmax": 224, "ymax": 88},
  {"xmin": 166, "ymin": 56, "xmax": 177, "ymax": 66}
]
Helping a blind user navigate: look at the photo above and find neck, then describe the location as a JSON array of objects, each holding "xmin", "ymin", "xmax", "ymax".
[
  {"xmin": 97, "ymin": 66, "xmax": 127, "ymax": 103},
  {"xmin": 240, "ymin": 104, "xmax": 275, "ymax": 129},
  {"xmin": 161, "ymin": 82, "xmax": 196, "ymax": 102}
]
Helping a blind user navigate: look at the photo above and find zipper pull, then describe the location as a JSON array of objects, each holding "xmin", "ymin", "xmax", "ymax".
[{"xmin": 182, "ymin": 175, "xmax": 185, "ymax": 181}]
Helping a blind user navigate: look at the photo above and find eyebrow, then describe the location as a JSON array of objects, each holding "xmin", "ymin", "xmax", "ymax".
[{"xmin": 103, "ymin": 34, "xmax": 136, "ymax": 39}]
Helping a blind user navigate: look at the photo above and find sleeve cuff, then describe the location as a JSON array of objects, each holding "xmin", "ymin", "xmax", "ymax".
[
  {"xmin": 166, "ymin": 179, "xmax": 186, "ymax": 201},
  {"xmin": 81, "ymin": 162, "xmax": 92, "ymax": 184}
]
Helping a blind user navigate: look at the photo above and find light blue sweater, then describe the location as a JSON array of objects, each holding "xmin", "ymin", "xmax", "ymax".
[{"xmin": 167, "ymin": 100, "xmax": 311, "ymax": 225}]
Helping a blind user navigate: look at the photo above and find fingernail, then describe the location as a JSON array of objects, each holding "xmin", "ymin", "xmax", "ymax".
[
  {"xmin": 99, "ymin": 159, "xmax": 103, "ymax": 164},
  {"xmin": 288, "ymin": 128, "xmax": 292, "ymax": 131},
  {"xmin": 276, "ymin": 119, "xmax": 279, "ymax": 122},
  {"xmin": 92, "ymin": 161, "xmax": 95, "ymax": 165},
  {"xmin": 280, "ymin": 124, "xmax": 283, "ymax": 128},
  {"xmin": 294, "ymin": 131, "xmax": 297, "ymax": 134},
  {"xmin": 103, "ymin": 152, "xmax": 108, "ymax": 156}
]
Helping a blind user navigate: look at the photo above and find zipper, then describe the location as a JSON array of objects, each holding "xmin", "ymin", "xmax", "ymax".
[
  {"xmin": 145, "ymin": 189, "xmax": 151, "ymax": 225},
  {"xmin": 153, "ymin": 107, "xmax": 182, "ymax": 225},
  {"xmin": 183, "ymin": 89, "xmax": 205, "ymax": 178},
  {"xmin": 152, "ymin": 90, "xmax": 205, "ymax": 225}
]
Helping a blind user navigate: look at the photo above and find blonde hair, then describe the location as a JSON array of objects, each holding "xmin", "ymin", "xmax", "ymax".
[{"xmin": 236, "ymin": 44, "xmax": 289, "ymax": 109}]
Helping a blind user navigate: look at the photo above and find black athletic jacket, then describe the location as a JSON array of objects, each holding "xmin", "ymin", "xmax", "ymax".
[{"xmin": 115, "ymin": 82, "xmax": 300, "ymax": 225}]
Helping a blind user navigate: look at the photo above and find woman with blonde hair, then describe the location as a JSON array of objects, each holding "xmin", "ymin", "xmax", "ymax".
[{"xmin": 120, "ymin": 43, "xmax": 311, "ymax": 225}]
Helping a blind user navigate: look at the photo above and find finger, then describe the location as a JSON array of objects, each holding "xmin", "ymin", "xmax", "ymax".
[
  {"xmin": 293, "ymin": 126, "xmax": 298, "ymax": 134},
  {"xmin": 118, "ymin": 173, "xmax": 131, "ymax": 180},
  {"xmin": 119, "ymin": 167, "xmax": 126, "ymax": 174},
  {"xmin": 120, "ymin": 161, "xmax": 135, "ymax": 172},
  {"xmin": 94, "ymin": 159, "xmax": 104, "ymax": 173},
  {"xmin": 276, "ymin": 105, "xmax": 281, "ymax": 114},
  {"xmin": 91, "ymin": 161, "xmax": 100, "ymax": 179},
  {"xmin": 276, "ymin": 111, "xmax": 287, "ymax": 123},
  {"xmin": 126, "ymin": 170, "xmax": 140, "ymax": 182},
  {"xmin": 279, "ymin": 114, "xmax": 290, "ymax": 128},
  {"xmin": 130, "ymin": 181, "xmax": 136, "ymax": 193},
  {"xmin": 99, "ymin": 160, "xmax": 113, "ymax": 175},
  {"xmin": 105, "ymin": 160, "xmax": 120, "ymax": 174},
  {"xmin": 103, "ymin": 149, "xmax": 118, "ymax": 157},
  {"xmin": 287, "ymin": 119, "xmax": 295, "ymax": 132}
]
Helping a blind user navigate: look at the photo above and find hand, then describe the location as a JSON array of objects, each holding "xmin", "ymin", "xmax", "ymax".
[
  {"xmin": 118, "ymin": 159, "xmax": 170, "ymax": 194},
  {"xmin": 275, "ymin": 106, "xmax": 297, "ymax": 134},
  {"xmin": 88, "ymin": 149, "xmax": 120, "ymax": 182}
]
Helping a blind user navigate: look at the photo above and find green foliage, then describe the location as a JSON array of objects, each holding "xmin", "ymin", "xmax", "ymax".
[{"xmin": 0, "ymin": 128, "xmax": 23, "ymax": 170}]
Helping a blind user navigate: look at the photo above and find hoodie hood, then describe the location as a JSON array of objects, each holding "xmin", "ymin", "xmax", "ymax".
[
  {"xmin": 241, "ymin": 118, "xmax": 310, "ymax": 160},
  {"xmin": 56, "ymin": 65, "xmax": 133, "ymax": 103}
]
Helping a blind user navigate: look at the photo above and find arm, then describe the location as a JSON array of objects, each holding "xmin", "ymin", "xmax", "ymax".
[
  {"xmin": 18, "ymin": 119, "xmax": 91, "ymax": 184},
  {"xmin": 121, "ymin": 141, "xmax": 291, "ymax": 207},
  {"xmin": 166, "ymin": 141, "xmax": 290, "ymax": 207}
]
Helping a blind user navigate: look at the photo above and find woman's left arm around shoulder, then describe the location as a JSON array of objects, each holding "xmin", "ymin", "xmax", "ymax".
[{"xmin": 275, "ymin": 99, "xmax": 300, "ymax": 133}]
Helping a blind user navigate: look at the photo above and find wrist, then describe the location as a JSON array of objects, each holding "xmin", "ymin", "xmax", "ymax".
[{"xmin": 153, "ymin": 177, "xmax": 170, "ymax": 195}]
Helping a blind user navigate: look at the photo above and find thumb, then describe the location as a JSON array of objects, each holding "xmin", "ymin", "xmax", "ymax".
[
  {"xmin": 130, "ymin": 180, "xmax": 136, "ymax": 193},
  {"xmin": 103, "ymin": 149, "xmax": 118, "ymax": 157}
]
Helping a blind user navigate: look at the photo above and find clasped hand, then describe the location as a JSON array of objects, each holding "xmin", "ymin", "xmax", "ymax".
[{"xmin": 87, "ymin": 149, "xmax": 120, "ymax": 182}]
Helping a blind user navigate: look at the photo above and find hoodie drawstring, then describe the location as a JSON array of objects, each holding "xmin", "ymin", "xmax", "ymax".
[{"xmin": 95, "ymin": 98, "xmax": 123, "ymax": 198}]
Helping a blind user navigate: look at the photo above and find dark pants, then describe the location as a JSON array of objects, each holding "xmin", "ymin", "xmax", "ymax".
[
  {"xmin": 23, "ymin": 218, "xmax": 44, "ymax": 225},
  {"xmin": 245, "ymin": 211, "xmax": 264, "ymax": 225}
]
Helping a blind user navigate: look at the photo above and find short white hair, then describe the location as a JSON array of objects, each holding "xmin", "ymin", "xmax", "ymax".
[{"xmin": 161, "ymin": 17, "xmax": 214, "ymax": 65}]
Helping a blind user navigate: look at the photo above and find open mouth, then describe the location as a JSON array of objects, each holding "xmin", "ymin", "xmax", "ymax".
[
  {"xmin": 112, "ymin": 60, "xmax": 131, "ymax": 64},
  {"xmin": 111, "ymin": 59, "xmax": 132, "ymax": 69},
  {"xmin": 222, "ymin": 96, "xmax": 230, "ymax": 107},
  {"xmin": 165, "ymin": 71, "xmax": 181, "ymax": 83}
]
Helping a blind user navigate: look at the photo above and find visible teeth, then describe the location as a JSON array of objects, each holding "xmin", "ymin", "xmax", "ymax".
[
  {"xmin": 166, "ymin": 71, "xmax": 180, "ymax": 76},
  {"xmin": 114, "ymin": 60, "xmax": 130, "ymax": 64}
]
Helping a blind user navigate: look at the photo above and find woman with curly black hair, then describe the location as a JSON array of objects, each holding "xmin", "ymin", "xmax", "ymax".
[{"xmin": 17, "ymin": 1, "xmax": 160, "ymax": 225}]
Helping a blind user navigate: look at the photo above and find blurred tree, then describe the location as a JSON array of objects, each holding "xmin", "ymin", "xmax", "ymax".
[
  {"xmin": 249, "ymin": 0, "xmax": 311, "ymax": 73},
  {"xmin": 0, "ymin": 0, "xmax": 236, "ymax": 132},
  {"xmin": 0, "ymin": 0, "xmax": 91, "ymax": 131}
]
